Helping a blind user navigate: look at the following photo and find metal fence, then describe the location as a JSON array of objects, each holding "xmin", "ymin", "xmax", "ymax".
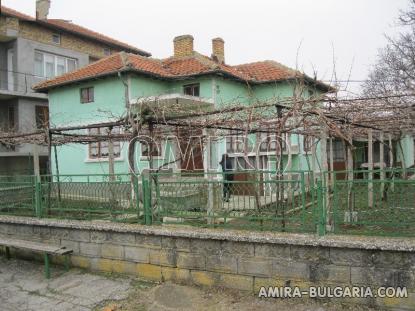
[{"xmin": 0, "ymin": 169, "xmax": 414, "ymax": 237}]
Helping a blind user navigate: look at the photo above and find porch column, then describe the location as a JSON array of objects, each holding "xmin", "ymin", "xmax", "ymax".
[
  {"xmin": 329, "ymin": 136, "xmax": 334, "ymax": 188},
  {"xmin": 320, "ymin": 129, "xmax": 330, "ymax": 229},
  {"xmin": 388, "ymin": 133, "xmax": 394, "ymax": 191},
  {"xmin": 32, "ymin": 144, "xmax": 40, "ymax": 180},
  {"xmin": 346, "ymin": 137, "xmax": 354, "ymax": 214},
  {"xmin": 368, "ymin": 129, "xmax": 373, "ymax": 208},
  {"xmin": 379, "ymin": 132, "xmax": 385, "ymax": 197}
]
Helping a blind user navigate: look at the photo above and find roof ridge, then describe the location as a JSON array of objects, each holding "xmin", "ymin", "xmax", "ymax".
[
  {"xmin": 1, "ymin": 5, "xmax": 35, "ymax": 21},
  {"xmin": 1, "ymin": 5, "xmax": 151, "ymax": 56}
]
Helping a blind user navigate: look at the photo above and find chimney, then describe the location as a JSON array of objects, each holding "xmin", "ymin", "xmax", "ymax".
[
  {"xmin": 211, "ymin": 37, "xmax": 225, "ymax": 64},
  {"xmin": 173, "ymin": 35, "xmax": 194, "ymax": 57},
  {"xmin": 36, "ymin": 0, "xmax": 51, "ymax": 20}
]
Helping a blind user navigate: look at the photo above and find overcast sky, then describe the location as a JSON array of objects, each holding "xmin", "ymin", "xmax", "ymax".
[{"xmin": 2, "ymin": 0, "xmax": 410, "ymax": 93}]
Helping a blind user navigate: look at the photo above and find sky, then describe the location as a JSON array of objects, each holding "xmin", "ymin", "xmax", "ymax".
[{"xmin": 2, "ymin": 0, "xmax": 411, "ymax": 93}]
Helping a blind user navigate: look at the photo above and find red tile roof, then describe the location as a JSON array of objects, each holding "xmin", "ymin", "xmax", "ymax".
[
  {"xmin": 235, "ymin": 61, "xmax": 299, "ymax": 82},
  {"xmin": 1, "ymin": 5, "xmax": 150, "ymax": 56},
  {"xmin": 1, "ymin": 5, "xmax": 35, "ymax": 21},
  {"xmin": 34, "ymin": 51, "xmax": 333, "ymax": 92}
]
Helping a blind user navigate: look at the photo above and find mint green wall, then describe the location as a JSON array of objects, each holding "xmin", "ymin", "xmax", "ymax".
[
  {"xmin": 49, "ymin": 78, "xmax": 126, "ymax": 126},
  {"xmin": 129, "ymin": 75, "xmax": 169, "ymax": 98},
  {"xmin": 48, "ymin": 73, "xmax": 323, "ymax": 175},
  {"xmin": 214, "ymin": 77, "xmax": 250, "ymax": 106}
]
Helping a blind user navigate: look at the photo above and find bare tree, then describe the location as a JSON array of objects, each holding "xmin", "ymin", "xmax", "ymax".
[{"xmin": 363, "ymin": 0, "xmax": 415, "ymax": 103}]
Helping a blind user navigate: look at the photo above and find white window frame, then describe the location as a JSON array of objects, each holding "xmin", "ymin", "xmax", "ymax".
[
  {"xmin": 86, "ymin": 127, "xmax": 124, "ymax": 161},
  {"xmin": 34, "ymin": 51, "xmax": 77, "ymax": 78}
]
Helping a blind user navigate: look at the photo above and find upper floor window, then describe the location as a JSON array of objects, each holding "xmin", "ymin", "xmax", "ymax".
[
  {"xmin": 34, "ymin": 51, "xmax": 77, "ymax": 78},
  {"xmin": 80, "ymin": 87, "xmax": 94, "ymax": 103},
  {"xmin": 52, "ymin": 33, "xmax": 61, "ymax": 45},
  {"xmin": 35, "ymin": 106, "xmax": 49, "ymax": 129},
  {"xmin": 103, "ymin": 48, "xmax": 111, "ymax": 56},
  {"xmin": 183, "ymin": 83, "xmax": 200, "ymax": 97}
]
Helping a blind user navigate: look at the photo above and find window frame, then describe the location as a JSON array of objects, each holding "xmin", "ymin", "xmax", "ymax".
[
  {"xmin": 8, "ymin": 106, "xmax": 15, "ymax": 131},
  {"xmin": 303, "ymin": 136, "xmax": 313, "ymax": 153},
  {"xmin": 35, "ymin": 106, "xmax": 49, "ymax": 129},
  {"xmin": 183, "ymin": 83, "xmax": 200, "ymax": 97},
  {"xmin": 80, "ymin": 87, "xmax": 94, "ymax": 104},
  {"xmin": 331, "ymin": 140, "xmax": 345, "ymax": 162},
  {"xmin": 88, "ymin": 127, "xmax": 121, "ymax": 160},
  {"xmin": 34, "ymin": 51, "xmax": 77, "ymax": 78}
]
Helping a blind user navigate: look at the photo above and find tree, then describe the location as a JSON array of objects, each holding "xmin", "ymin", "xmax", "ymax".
[{"xmin": 363, "ymin": 0, "xmax": 415, "ymax": 105}]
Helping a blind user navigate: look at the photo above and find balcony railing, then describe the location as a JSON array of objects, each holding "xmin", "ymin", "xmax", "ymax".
[{"xmin": 0, "ymin": 69, "xmax": 47, "ymax": 94}]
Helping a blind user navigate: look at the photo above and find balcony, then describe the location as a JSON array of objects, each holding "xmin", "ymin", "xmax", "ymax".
[
  {"xmin": 0, "ymin": 69, "xmax": 47, "ymax": 100},
  {"xmin": 0, "ymin": 17, "xmax": 19, "ymax": 42}
]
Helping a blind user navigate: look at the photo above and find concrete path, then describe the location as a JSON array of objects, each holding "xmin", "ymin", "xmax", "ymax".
[
  {"xmin": 0, "ymin": 257, "xmax": 130, "ymax": 311},
  {"xmin": 0, "ymin": 257, "xmax": 374, "ymax": 311}
]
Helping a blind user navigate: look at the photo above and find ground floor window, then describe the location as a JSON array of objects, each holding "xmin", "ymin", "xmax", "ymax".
[{"xmin": 88, "ymin": 127, "xmax": 121, "ymax": 159}]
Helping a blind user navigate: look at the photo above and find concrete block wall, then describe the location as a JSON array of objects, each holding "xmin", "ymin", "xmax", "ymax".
[{"xmin": 0, "ymin": 217, "xmax": 414, "ymax": 310}]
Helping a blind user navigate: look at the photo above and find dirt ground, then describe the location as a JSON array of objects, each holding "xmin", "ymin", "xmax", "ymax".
[
  {"xmin": 99, "ymin": 280, "xmax": 377, "ymax": 311},
  {"xmin": 0, "ymin": 257, "xmax": 376, "ymax": 311}
]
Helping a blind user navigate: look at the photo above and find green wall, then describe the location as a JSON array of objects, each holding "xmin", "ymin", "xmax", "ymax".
[{"xmin": 48, "ymin": 73, "xmax": 322, "ymax": 175}]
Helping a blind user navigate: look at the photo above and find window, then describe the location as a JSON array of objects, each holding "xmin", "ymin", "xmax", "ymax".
[
  {"xmin": 141, "ymin": 138, "xmax": 161, "ymax": 157},
  {"xmin": 88, "ymin": 127, "xmax": 121, "ymax": 159},
  {"xmin": 331, "ymin": 140, "xmax": 345, "ymax": 162},
  {"xmin": 183, "ymin": 83, "xmax": 200, "ymax": 96},
  {"xmin": 52, "ymin": 33, "xmax": 61, "ymax": 45},
  {"xmin": 35, "ymin": 106, "xmax": 49, "ymax": 129},
  {"xmin": 80, "ymin": 87, "xmax": 94, "ymax": 103},
  {"xmin": 226, "ymin": 130, "xmax": 254, "ymax": 153},
  {"xmin": 259, "ymin": 131, "xmax": 278, "ymax": 152},
  {"xmin": 8, "ymin": 107, "xmax": 15, "ymax": 131},
  {"xmin": 303, "ymin": 136, "xmax": 313, "ymax": 153},
  {"xmin": 34, "ymin": 51, "xmax": 77, "ymax": 78},
  {"xmin": 103, "ymin": 48, "xmax": 111, "ymax": 56}
]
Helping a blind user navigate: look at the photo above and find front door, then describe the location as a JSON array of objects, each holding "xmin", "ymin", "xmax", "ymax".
[{"xmin": 178, "ymin": 128, "xmax": 204, "ymax": 172}]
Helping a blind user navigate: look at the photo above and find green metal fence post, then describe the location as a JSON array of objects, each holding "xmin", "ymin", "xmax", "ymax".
[
  {"xmin": 317, "ymin": 179, "xmax": 326, "ymax": 236},
  {"xmin": 133, "ymin": 175, "xmax": 141, "ymax": 224},
  {"xmin": 300, "ymin": 172, "xmax": 306, "ymax": 229},
  {"xmin": 142, "ymin": 175, "xmax": 152, "ymax": 225},
  {"xmin": 34, "ymin": 176, "xmax": 42, "ymax": 218}
]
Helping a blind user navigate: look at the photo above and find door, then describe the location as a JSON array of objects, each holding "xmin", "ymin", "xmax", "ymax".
[
  {"xmin": 178, "ymin": 128, "xmax": 204, "ymax": 172},
  {"xmin": 7, "ymin": 49, "xmax": 14, "ymax": 91}
]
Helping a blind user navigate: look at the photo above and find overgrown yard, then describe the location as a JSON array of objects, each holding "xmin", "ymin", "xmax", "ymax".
[{"xmin": 2, "ymin": 174, "xmax": 415, "ymax": 236}]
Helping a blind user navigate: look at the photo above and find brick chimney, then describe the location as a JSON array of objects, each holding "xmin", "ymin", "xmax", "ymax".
[
  {"xmin": 173, "ymin": 35, "xmax": 194, "ymax": 57},
  {"xmin": 36, "ymin": 0, "xmax": 51, "ymax": 20},
  {"xmin": 211, "ymin": 37, "xmax": 225, "ymax": 64}
]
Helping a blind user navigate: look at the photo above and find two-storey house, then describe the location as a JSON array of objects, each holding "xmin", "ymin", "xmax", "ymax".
[{"xmin": 34, "ymin": 34, "xmax": 333, "ymax": 190}]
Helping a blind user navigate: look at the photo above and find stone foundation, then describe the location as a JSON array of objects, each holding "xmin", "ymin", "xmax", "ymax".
[{"xmin": 0, "ymin": 216, "xmax": 414, "ymax": 310}]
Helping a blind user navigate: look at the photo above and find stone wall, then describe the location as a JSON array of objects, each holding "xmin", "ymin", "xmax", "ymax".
[
  {"xmin": 0, "ymin": 216, "xmax": 414, "ymax": 310},
  {"xmin": 19, "ymin": 21, "xmax": 117, "ymax": 59}
]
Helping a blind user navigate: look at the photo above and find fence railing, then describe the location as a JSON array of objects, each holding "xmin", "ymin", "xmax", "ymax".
[{"xmin": 0, "ymin": 169, "xmax": 414, "ymax": 237}]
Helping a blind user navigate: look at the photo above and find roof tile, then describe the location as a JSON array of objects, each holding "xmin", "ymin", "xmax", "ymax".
[
  {"xmin": 34, "ymin": 52, "xmax": 332, "ymax": 91},
  {"xmin": 1, "ymin": 5, "xmax": 150, "ymax": 56}
]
